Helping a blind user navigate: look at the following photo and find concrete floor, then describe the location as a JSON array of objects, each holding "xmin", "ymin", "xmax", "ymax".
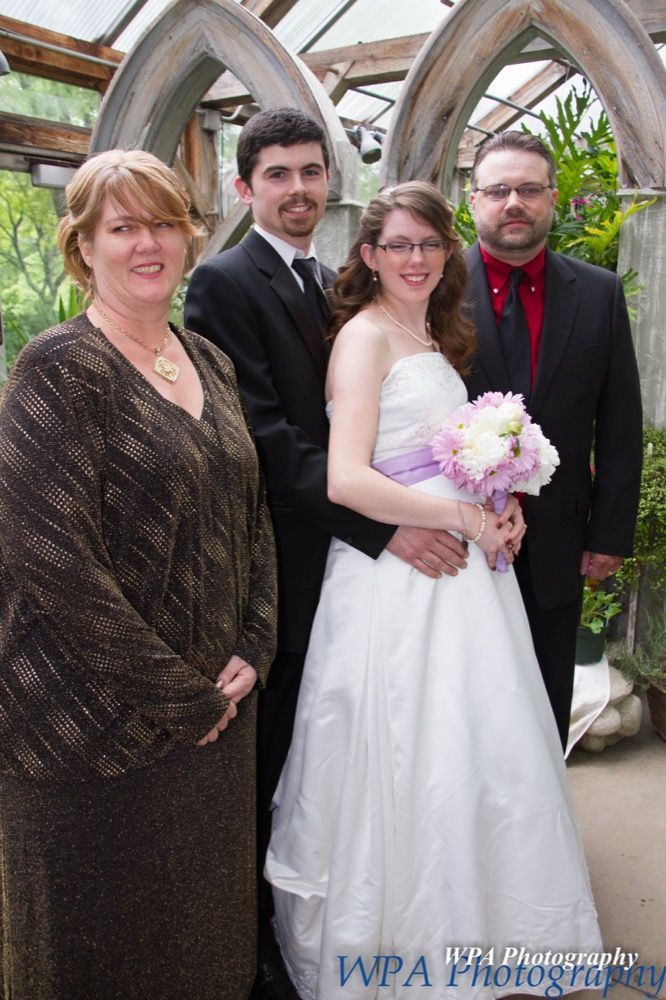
[{"xmin": 567, "ymin": 693, "xmax": 666, "ymax": 1000}]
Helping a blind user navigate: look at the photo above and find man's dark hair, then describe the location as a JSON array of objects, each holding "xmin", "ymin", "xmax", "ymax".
[
  {"xmin": 470, "ymin": 131, "xmax": 557, "ymax": 188},
  {"xmin": 236, "ymin": 107, "xmax": 330, "ymax": 184}
]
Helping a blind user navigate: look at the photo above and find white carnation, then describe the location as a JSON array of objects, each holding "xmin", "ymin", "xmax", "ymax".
[
  {"xmin": 462, "ymin": 429, "xmax": 511, "ymax": 475},
  {"xmin": 514, "ymin": 437, "xmax": 560, "ymax": 494}
]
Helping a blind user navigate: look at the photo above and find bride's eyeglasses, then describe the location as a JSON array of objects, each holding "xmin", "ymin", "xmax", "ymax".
[{"xmin": 375, "ymin": 239, "xmax": 447, "ymax": 257}]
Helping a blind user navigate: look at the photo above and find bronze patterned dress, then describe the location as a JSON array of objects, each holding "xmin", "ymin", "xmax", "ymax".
[{"xmin": 0, "ymin": 314, "xmax": 276, "ymax": 999}]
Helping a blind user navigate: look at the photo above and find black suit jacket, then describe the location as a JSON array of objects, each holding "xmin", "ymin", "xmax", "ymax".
[
  {"xmin": 185, "ymin": 229, "xmax": 394, "ymax": 654},
  {"xmin": 464, "ymin": 243, "xmax": 642, "ymax": 609}
]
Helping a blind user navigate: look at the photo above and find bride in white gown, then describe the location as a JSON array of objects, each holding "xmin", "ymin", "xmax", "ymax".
[{"xmin": 265, "ymin": 182, "xmax": 602, "ymax": 1000}]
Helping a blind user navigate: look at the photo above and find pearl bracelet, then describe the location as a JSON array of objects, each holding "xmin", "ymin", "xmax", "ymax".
[{"xmin": 470, "ymin": 503, "xmax": 487, "ymax": 543}]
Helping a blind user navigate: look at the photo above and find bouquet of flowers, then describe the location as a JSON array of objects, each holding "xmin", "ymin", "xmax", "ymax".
[{"xmin": 430, "ymin": 391, "xmax": 560, "ymax": 572}]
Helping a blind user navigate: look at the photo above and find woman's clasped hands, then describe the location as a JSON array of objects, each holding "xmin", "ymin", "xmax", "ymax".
[
  {"xmin": 476, "ymin": 494, "xmax": 526, "ymax": 571},
  {"xmin": 196, "ymin": 655, "xmax": 258, "ymax": 746}
]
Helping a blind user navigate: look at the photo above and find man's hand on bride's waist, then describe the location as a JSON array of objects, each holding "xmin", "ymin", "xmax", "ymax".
[{"xmin": 386, "ymin": 526, "xmax": 469, "ymax": 579}]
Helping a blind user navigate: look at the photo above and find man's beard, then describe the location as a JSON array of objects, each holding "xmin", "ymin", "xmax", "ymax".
[
  {"xmin": 279, "ymin": 199, "xmax": 320, "ymax": 239},
  {"xmin": 476, "ymin": 210, "xmax": 553, "ymax": 256},
  {"xmin": 281, "ymin": 216, "xmax": 317, "ymax": 238}
]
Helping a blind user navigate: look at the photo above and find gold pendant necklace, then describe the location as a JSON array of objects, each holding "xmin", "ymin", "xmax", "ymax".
[
  {"xmin": 94, "ymin": 303, "xmax": 180, "ymax": 383},
  {"xmin": 377, "ymin": 301, "xmax": 434, "ymax": 348}
]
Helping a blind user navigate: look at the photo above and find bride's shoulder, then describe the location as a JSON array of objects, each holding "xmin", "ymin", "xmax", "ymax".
[
  {"xmin": 334, "ymin": 308, "xmax": 389, "ymax": 357},
  {"xmin": 329, "ymin": 310, "xmax": 393, "ymax": 385}
]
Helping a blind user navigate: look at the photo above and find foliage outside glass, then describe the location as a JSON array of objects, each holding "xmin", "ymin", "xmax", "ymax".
[
  {"xmin": 0, "ymin": 72, "xmax": 99, "ymax": 128},
  {"xmin": 580, "ymin": 428, "xmax": 666, "ymax": 647},
  {"xmin": 615, "ymin": 428, "xmax": 666, "ymax": 595},
  {"xmin": 0, "ymin": 172, "xmax": 66, "ymax": 372}
]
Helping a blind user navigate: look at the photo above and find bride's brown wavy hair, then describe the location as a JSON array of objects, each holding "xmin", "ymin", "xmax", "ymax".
[{"xmin": 328, "ymin": 180, "xmax": 475, "ymax": 374}]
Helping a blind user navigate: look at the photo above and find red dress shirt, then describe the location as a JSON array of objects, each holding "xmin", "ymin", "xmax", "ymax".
[{"xmin": 479, "ymin": 246, "xmax": 546, "ymax": 389}]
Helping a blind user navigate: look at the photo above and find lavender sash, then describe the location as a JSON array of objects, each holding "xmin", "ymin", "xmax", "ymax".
[{"xmin": 372, "ymin": 446, "xmax": 440, "ymax": 486}]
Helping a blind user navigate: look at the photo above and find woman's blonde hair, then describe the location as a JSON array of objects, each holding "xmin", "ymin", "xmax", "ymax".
[
  {"xmin": 329, "ymin": 180, "xmax": 475, "ymax": 374},
  {"xmin": 57, "ymin": 149, "xmax": 200, "ymax": 297}
]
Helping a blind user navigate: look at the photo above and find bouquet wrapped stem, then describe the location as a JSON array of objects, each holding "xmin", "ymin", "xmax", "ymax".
[{"xmin": 490, "ymin": 490, "xmax": 510, "ymax": 574}]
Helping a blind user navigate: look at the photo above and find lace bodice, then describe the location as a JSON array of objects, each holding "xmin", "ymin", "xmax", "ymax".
[{"xmin": 327, "ymin": 352, "xmax": 467, "ymax": 464}]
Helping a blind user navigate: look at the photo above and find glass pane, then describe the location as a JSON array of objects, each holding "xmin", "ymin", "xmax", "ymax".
[
  {"xmin": 0, "ymin": 73, "xmax": 99, "ymax": 128},
  {"xmin": 0, "ymin": 170, "xmax": 65, "ymax": 371}
]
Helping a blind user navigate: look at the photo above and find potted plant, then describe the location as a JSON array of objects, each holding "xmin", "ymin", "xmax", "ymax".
[
  {"xmin": 614, "ymin": 614, "xmax": 666, "ymax": 740},
  {"xmin": 576, "ymin": 581, "xmax": 622, "ymax": 664}
]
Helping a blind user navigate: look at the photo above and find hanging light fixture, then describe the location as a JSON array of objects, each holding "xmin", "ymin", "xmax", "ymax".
[{"xmin": 347, "ymin": 125, "xmax": 383, "ymax": 164}]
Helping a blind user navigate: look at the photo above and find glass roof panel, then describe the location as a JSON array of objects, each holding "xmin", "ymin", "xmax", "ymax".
[
  {"xmin": 335, "ymin": 82, "xmax": 400, "ymax": 130},
  {"xmin": 114, "ymin": 0, "xmax": 189, "ymax": 50},
  {"xmin": 274, "ymin": 0, "xmax": 453, "ymax": 52},
  {"xmin": 313, "ymin": 0, "xmax": 451, "ymax": 49},
  {"xmin": 469, "ymin": 61, "xmax": 553, "ymax": 125}
]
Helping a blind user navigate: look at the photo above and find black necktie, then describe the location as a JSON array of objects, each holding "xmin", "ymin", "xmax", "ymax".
[
  {"xmin": 292, "ymin": 257, "xmax": 330, "ymax": 335},
  {"xmin": 498, "ymin": 267, "xmax": 531, "ymax": 401}
]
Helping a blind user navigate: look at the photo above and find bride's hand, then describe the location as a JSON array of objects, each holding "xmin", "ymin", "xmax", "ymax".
[
  {"xmin": 486, "ymin": 494, "xmax": 526, "ymax": 556},
  {"xmin": 468, "ymin": 505, "xmax": 515, "ymax": 570}
]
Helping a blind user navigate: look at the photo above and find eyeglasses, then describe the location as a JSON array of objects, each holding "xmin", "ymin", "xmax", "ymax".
[
  {"xmin": 473, "ymin": 184, "xmax": 554, "ymax": 201},
  {"xmin": 375, "ymin": 239, "xmax": 446, "ymax": 257}
]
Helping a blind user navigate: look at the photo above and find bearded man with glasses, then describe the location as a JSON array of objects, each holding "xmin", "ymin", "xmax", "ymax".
[{"xmin": 464, "ymin": 130, "xmax": 642, "ymax": 751}]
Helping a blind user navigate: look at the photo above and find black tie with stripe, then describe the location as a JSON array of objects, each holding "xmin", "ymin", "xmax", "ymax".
[{"xmin": 292, "ymin": 257, "xmax": 330, "ymax": 335}]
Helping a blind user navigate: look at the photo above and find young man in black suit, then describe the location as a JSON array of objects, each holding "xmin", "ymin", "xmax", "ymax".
[
  {"xmin": 184, "ymin": 108, "xmax": 471, "ymax": 999},
  {"xmin": 464, "ymin": 130, "xmax": 642, "ymax": 750}
]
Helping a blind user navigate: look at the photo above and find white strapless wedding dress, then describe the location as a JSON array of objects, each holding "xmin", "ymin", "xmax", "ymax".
[{"xmin": 265, "ymin": 353, "xmax": 602, "ymax": 1000}]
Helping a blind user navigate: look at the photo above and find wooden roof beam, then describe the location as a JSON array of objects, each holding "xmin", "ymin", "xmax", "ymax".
[
  {"xmin": 0, "ymin": 111, "xmax": 90, "ymax": 162},
  {"xmin": 202, "ymin": 33, "xmax": 429, "ymax": 108},
  {"xmin": 319, "ymin": 61, "xmax": 354, "ymax": 103},
  {"xmin": 624, "ymin": 0, "xmax": 666, "ymax": 40},
  {"xmin": 305, "ymin": 33, "xmax": 426, "ymax": 83},
  {"xmin": 239, "ymin": 0, "xmax": 301, "ymax": 30},
  {"xmin": 0, "ymin": 16, "xmax": 122, "ymax": 91}
]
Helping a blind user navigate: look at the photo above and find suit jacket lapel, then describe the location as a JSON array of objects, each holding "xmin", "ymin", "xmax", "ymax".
[
  {"xmin": 530, "ymin": 249, "xmax": 580, "ymax": 415},
  {"xmin": 241, "ymin": 229, "xmax": 327, "ymax": 379},
  {"xmin": 467, "ymin": 244, "xmax": 511, "ymax": 392}
]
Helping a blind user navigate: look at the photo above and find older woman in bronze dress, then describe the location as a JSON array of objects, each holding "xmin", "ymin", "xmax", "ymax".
[{"xmin": 0, "ymin": 150, "xmax": 276, "ymax": 999}]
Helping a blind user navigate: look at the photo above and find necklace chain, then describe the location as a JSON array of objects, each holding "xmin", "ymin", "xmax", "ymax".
[
  {"xmin": 376, "ymin": 301, "xmax": 434, "ymax": 348},
  {"xmin": 94, "ymin": 303, "xmax": 180, "ymax": 383}
]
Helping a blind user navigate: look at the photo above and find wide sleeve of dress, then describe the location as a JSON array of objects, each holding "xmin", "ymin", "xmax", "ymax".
[{"xmin": 0, "ymin": 342, "xmax": 229, "ymax": 751}]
